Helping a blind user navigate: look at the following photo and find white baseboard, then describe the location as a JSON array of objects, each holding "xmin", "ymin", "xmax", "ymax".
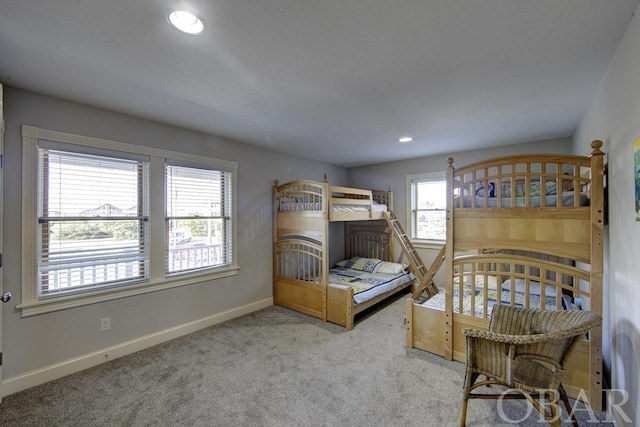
[{"xmin": 2, "ymin": 298, "xmax": 273, "ymax": 398}]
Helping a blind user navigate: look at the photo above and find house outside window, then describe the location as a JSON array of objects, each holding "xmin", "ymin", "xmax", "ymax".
[
  {"xmin": 407, "ymin": 172, "xmax": 446, "ymax": 243},
  {"xmin": 20, "ymin": 125, "xmax": 238, "ymax": 316}
]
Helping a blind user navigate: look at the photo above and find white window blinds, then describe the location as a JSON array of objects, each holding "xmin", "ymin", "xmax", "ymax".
[
  {"xmin": 38, "ymin": 147, "xmax": 149, "ymax": 296},
  {"xmin": 410, "ymin": 175, "xmax": 446, "ymax": 241},
  {"xmin": 165, "ymin": 163, "xmax": 232, "ymax": 275}
]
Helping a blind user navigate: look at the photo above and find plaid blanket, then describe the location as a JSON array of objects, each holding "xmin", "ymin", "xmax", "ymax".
[
  {"xmin": 421, "ymin": 280, "xmax": 560, "ymax": 318},
  {"xmin": 329, "ymin": 267, "xmax": 412, "ymax": 295}
]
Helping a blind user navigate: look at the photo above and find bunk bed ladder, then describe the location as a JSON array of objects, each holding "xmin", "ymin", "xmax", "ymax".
[
  {"xmin": 383, "ymin": 211, "xmax": 440, "ymax": 300},
  {"xmin": 412, "ymin": 245, "xmax": 445, "ymax": 300}
]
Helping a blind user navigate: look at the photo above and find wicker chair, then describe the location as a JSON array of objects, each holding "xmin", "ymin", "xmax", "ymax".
[{"xmin": 460, "ymin": 304, "xmax": 602, "ymax": 427}]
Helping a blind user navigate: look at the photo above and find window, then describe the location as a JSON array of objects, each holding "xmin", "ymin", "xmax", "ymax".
[
  {"xmin": 165, "ymin": 163, "xmax": 232, "ymax": 275},
  {"xmin": 21, "ymin": 125, "xmax": 238, "ymax": 316},
  {"xmin": 38, "ymin": 143, "xmax": 149, "ymax": 297},
  {"xmin": 407, "ymin": 172, "xmax": 446, "ymax": 242}
]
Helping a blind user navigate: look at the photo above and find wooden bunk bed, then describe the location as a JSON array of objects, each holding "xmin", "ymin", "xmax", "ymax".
[
  {"xmin": 273, "ymin": 175, "xmax": 416, "ymax": 330},
  {"xmin": 406, "ymin": 141, "xmax": 605, "ymax": 409}
]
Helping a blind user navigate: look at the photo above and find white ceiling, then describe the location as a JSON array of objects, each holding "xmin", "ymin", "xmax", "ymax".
[{"xmin": 1, "ymin": 1, "xmax": 638, "ymax": 167}]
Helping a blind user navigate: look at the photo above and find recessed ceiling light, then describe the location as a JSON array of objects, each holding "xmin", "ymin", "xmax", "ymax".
[
  {"xmin": 398, "ymin": 137, "xmax": 413, "ymax": 144},
  {"xmin": 168, "ymin": 10, "xmax": 205, "ymax": 35}
]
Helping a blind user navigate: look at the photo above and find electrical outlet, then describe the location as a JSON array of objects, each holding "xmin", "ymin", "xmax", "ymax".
[{"xmin": 100, "ymin": 317, "xmax": 111, "ymax": 331}]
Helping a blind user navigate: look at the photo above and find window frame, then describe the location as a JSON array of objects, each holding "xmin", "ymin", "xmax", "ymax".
[
  {"xmin": 164, "ymin": 161, "xmax": 234, "ymax": 276},
  {"xmin": 20, "ymin": 125, "xmax": 239, "ymax": 317},
  {"xmin": 37, "ymin": 143, "xmax": 151, "ymax": 297},
  {"xmin": 406, "ymin": 172, "xmax": 447, "ymax": 248}
]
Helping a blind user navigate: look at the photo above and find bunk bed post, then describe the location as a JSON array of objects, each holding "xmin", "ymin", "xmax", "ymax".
[
  {"xmin": 444, "ymin": 157, "xmax": 455, "ymax": 360},
  {"xmin": 321, "ymin": 175, "xmax": 330, "ymax": 322},
  {"xmin": 387, "ymin": 186, "xmax": 396, "ymax": 262},
  {"xmin": 273, "ymin": 180, "xmax": 279, "ymax": 304},
  {"xmin": 588, "ymin": 140, "xmax": 605, "ymax": 410},
  {"xmin": 406, "ymin": 298, "xmax": 414, "ymax": 348}
]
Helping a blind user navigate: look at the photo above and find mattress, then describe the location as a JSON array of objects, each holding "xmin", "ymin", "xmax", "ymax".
[
  {"xmin": 332, "ymin": 202, "xmax": 388, "ymax": 213},
  {"xmin": 419, "ymin": 278, "xmax": 561, "ymax": 318},
  {"xmin": 328, "ymin": 267, "xmax": 415, "ymax": 305},
  {"xmin": 279, "ymin": 199, "xmax": 388, "ymax": 212}
]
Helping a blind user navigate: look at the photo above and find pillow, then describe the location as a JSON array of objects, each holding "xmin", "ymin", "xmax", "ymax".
[
  {"xmin": 373, "ymin": 261, "xmax": 408, "ymax": 275},
  {"xmin": 475, "ymin": 182, "xmax": 495, "ymax": 197},
  {"xmin": 501, "ymin": 182, "xmax": 511, "ymax": 198},
  {"xmin": 335, "ymin": 259, "xmax": 349, "ymax": 268},
  {"xmin": 545, "ymin": 181, "xmax": 558, "ymax": 195},
  {"xmin": 529, "ymin": 181, "xmax": 558, "ymax": 197},
  {"xmin": 340, "ymin": 257, "xmax": 382, "ymax": 273},
  {"xmin": 455, "ymin": 275, "xmax": 499, "ymax": 290},
  {"xmin": 511, "ymin": 183, "xmax": 523, "ymax": 197},
  {"xmin": 472, "ymin": 275, "xmax": 498, "ymax": 290},
  {"xmin": 504, "ymin": 181, "xmax": 558, "ymax": 198},
  {"xmin": 501, "ymin": 279, "xmax": 558, "ymax": 296}
]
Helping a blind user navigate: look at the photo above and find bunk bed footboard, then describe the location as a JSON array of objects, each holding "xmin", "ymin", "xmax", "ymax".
[
  {"xmin": 273, "ymin": 237, "xmax": 326, "ymax": 322},
  {"xmin": 274, "ymin": 278, "xmax": 325, "ymax": 321},
  {"xmin": 408, "ymin": 294, "xmax": 593, "ymax": 402},
  {"xmin": 408, "ymin": 252, "xmax": 599, "ymax": 404},
  {"xmin": 406, "ymin": 298, "xmax": 445, "ymax": 356}
]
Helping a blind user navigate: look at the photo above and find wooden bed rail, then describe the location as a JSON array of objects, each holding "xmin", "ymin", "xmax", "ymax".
[
  {"xmin": 452, "ymin": 253, "xmax": 592, "ymax": 294},
  {"xmin": 448, "ymin": 142, "xmax": 603, "ymax": 210},
  {"xmin": 274, "ymin": 175, "xmax": 393, "ymax": 216},
  {"xmin": 274, "ymin": 179, "xmax": 327, "ymax": 213}
]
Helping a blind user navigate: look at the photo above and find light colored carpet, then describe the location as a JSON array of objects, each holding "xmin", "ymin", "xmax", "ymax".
[{"xmin": 0, "ymin": 292, "xmax": 613, "ymax": 426}]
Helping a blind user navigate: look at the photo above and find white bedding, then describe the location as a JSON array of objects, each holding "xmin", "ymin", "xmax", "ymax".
[
  {"xmin": 280, "ymin": 199, "xmax": 388, "ymax": 212},
  {"xmin": 332, "ymin": 202, "xmax": 388, "ymax": 213}
]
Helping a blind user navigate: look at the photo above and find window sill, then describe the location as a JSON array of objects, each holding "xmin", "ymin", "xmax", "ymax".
[
  {"xmin": 412, "ymin": 240, "xmax": 446, "ymax": 250},
  {"xmin": 17, "ymin": 266, "xmax": 240, "ymax": 317}
]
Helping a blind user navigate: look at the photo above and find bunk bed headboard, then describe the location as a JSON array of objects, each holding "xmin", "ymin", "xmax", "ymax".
[
  {"xmin": 445, "ymin": 141, "xmax": 604, "ymax": 263},
  {"xmin": 371, "ymin": 189, "xmax": 393, "ymax": 211},
  {"xmin": 344, "ymin": 221, "xmax": 393, "ymax": 261}
]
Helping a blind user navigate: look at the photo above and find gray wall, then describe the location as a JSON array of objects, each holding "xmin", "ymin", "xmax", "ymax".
[
  {"xmin": 347, "ymin": 137, "xmax": 573, "ymax": 283},
  {"xmin": 2, "ymin": 87, "xmax": 346, "ymax": 380},
  {"xmin": 573, "ymin": 2, "xmax": 640, "ymax": 423}
]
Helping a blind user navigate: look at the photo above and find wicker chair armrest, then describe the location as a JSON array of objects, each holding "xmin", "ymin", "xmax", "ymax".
[
  {"xmin": 463, "ymin": 311, "xmax": 601, "ymax": 344},
  {"xmin": 462, "ymin": 328, "xmax": 569, "ymax": 345}
]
